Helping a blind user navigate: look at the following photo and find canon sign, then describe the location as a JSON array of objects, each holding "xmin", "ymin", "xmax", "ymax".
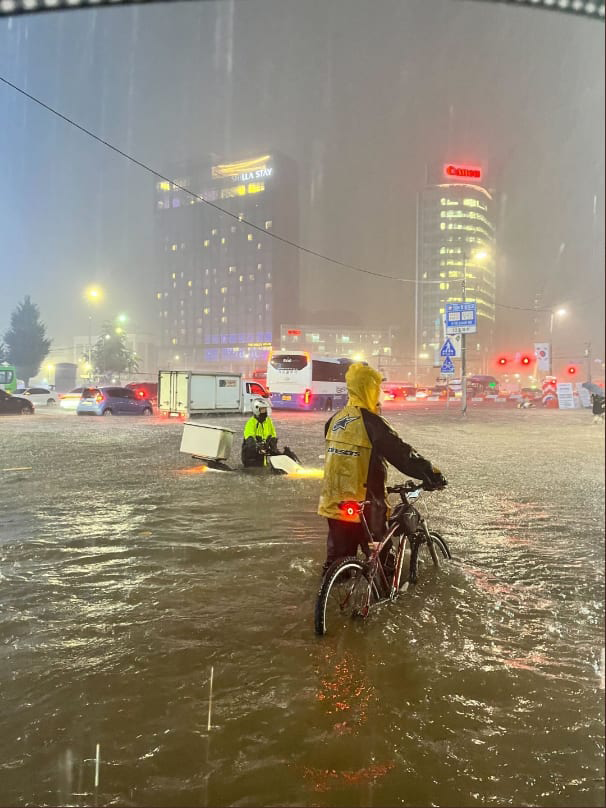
[{"xmin": 444, "ymin": 164, "xmax": 482, "ymax": 180}]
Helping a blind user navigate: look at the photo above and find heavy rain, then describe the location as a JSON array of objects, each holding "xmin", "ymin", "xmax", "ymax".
[{"xmin": 0, "ymin": 1, "xmax": 604, "ymax": 806}]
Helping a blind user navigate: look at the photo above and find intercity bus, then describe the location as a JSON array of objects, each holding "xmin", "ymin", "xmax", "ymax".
[
  {"xmin": 267, "ymin": 352, "xmax": 355, "ymax": 411},
  {"xmin": 0, "ymin": 363, "xmax": 18, "ymax": 394}
]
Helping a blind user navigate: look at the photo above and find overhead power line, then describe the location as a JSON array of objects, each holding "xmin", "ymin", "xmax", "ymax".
[
  {"xmin": 0, "ymin": 74, "xmax": 597, "ymax": 318},
  {"xmin": 0, "ymin": 73, "xmax": 438, "ymax": 287}
]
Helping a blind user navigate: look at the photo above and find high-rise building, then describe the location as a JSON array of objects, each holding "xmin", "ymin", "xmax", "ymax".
[
  {"xmin": 154, "ymin": 153, "xmax": 299, "ymax": 371},
  {"xmin": 416, "ymin": 162, "xmax": 496, "ymax": 379}
]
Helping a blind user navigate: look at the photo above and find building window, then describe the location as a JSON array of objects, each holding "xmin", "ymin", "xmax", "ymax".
[
  {"xmin": 221, "ymin": 237, "xmax": 226, "ymax": 245},
  {"xmin": 247, "ymin": 234, "xmax": 254, "ymax": 242},
  {"xmin": 204, "ymin": 240, "xmax": 210, "ymax": 247},
  {"xmin": 211, "ymin": 228, "xmax": 218, "ymax": 235},
  {"xmin": 265, "ymin": 220, "xmax": 272, "ymax": 229}
]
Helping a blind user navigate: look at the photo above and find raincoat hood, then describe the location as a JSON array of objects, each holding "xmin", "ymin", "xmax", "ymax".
[{"xmin": 346, "ymin": 363, "xmax": 382, "ymax": 414}]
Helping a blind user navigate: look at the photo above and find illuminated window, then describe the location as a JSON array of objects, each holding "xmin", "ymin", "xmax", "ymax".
[
  {"xmin": 156, "ymin": 293, "xmax": 162, "ymax": 300},
  {"xmin": 171, "ymin": 244, "xmax": 177, "ymax": 251},
  {"xmin": 265, "ymin": 220, "xmax": 273, "ymax": 229},
  {"xmin": 158, "ymin": 181, "xmax": 171, "ymax": 191},
  {"xmin": 204, "ymin": 289, "xmax": 209, "ymax": 296},
  {"xmin": 265, "ymin": 283, "xmax": 272, "ymax": 289},
  {"xmin": 221, "ymin": 238, "xmax": 226, "ymax": 245},
  {"xmin": 239, "ymin": 275, "xmax": 244, "ymax": 282},
  {"xmin": 187, "ymin": 280, "xmax": 192, "ymax": 287},
  {"xmin": 171, "ymin": 273, "xmax": 176, "ymax": 280},
  {"xmin": 231, "ymin": 225, "xmax": 237, "ymax": 233},
  {"xmin": 203, "ymin": 240, "xmax": 210, "ymax": 247},
  {"xmin": 249, "ymin": 274, "xmax": 255, "ymax": 281},
  {"xmin": 248, "ymin": 182, "xmax": 265, "ymax": 194},
  {"xmin": 228, "ymin": 266, "xmax": 236, "ymax": 273},
  {"xmin": 221, "ymin": 316, "xmax": 227, "ymax": 324},
  {"xmin": 220, "ymin": 287, "xmax": 227, "ymax": 294},
  {"xmin": 247, "ymin": 234, "xmax": 254, "ymax": 242},
  {"xmin": 211, "ymin": 228, "xmax": 218, "ymax": 235},
  {"xmin": 203, "ymin": 308, "xmax": 210, "ymax": 315},
  {"xmin": 171, "ymin": 338, "xmax": 177, "ymax": 345},
  {"xmin": 257, "ymin": 243, "xmax": 262, "ymax": 250}
]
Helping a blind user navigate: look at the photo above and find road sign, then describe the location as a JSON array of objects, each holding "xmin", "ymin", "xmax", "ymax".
[
  {"xmin": 440, "ymin": 338, "xmax": 457, "ymax": 357},
  {"xmin": 441, "ymin": 356, "xmax": 455, "ymax": 375},
  {"xmin": 534, "ymin": 342, "xmax": 550, "ymax": 372},
  {"xmin": 445, "ymin": 302, "xmax": 477, "ymax": 334}
]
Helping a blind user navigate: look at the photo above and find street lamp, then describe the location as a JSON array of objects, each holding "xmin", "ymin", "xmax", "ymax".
[
  {"xmin": 84, "ymin": 285, "xmax": 104, "ymax": 382},
  {"xmin": 548, "ymin": 307, "xmax": 567, "ymax": 375},
  {"xmin": 460, "ymin": 247, "xmax": 489, "ymax": 415}
]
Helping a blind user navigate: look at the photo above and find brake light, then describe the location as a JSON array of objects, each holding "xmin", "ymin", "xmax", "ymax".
[
  {"xmin": 137, "ymin": 390, "xmax": 146, "ymax": 398},
  {"xmin": 304, "ymin": 388, "xmax": 312, "ymax": 405},
  {"xmin": 338, "ymin": 501, "xmax": 360, "ymax": 518}
]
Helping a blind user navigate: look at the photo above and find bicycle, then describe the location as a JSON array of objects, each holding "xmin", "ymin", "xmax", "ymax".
[{"xmin": 314, "ymin": 480, "xmax": 451, "ymax": 636}]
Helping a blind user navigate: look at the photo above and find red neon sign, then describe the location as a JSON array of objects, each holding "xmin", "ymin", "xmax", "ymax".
[
  {"xmin": 444, "ymin": 164, "xmax": 482, "ymax": 180},
  {"xmin": 287, "ymin": 329, "xmax": 301, "ymax": 336}
]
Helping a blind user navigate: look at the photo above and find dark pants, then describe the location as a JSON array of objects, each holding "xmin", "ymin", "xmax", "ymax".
[{"xmin": 323, "ymin": 512, "xmax": 392, "ymax": 576}]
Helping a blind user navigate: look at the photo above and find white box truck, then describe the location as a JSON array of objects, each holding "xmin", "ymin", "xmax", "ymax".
[{"xmin": 158, "ymin": 371, "xmax": 244, "ymax": 417}]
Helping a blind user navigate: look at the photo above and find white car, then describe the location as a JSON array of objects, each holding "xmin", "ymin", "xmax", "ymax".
[
  {"xmin": 13, "ymin": 386, "xmax": 57, "ymax": 407},
  {"xmin": 59, "ymin": 387, "xmax": 86, "ymax": 411}
]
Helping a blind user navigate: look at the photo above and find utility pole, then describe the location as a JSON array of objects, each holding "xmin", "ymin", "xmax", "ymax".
[
  {"xmin": 461, "ymin": 252, "xmax": 468, "ymax": 416},
  {"xmin": 585, "ymin": 342, "xmax": 592, "ymax": 383}
]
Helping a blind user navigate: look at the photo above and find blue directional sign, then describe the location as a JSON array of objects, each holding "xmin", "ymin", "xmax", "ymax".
[
  {"xmin": 440, "ymin": 356, "xmax": 455, "ymax": 375},
  {"xmin": 445, "ymin": 302, "xmax": 477, "ymax": 334},
  {"xmin": 440, "ymin": 338, "xmax": 457, "ymax": 357}
]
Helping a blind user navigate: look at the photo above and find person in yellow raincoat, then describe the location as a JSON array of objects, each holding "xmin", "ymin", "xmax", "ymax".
[{"xmin": 318, "ymin": 363, "xmax": 446, "ymax": 573}]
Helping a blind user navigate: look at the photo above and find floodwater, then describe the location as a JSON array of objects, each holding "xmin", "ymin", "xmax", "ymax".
[{"xmin": 0, "ymin": 407, "xmax": 604, "ymax": 807}]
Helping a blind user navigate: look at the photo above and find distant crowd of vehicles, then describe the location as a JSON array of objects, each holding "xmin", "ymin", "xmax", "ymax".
[{"xmin": 0, "ymin": 355, "xmax": 557, "ymax": 419}]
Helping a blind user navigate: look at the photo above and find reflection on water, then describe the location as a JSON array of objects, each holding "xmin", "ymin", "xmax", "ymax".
[{"xmin": 0, "ymin": 409, "xmax": 603, "ymax": 806}]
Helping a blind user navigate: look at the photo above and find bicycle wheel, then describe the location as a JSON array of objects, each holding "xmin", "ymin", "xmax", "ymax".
[
  {"xmin": 408, "ymin": 531, "xmax": 451, "ymax": 585},
  {"xmin": 314, "ymin": 557, "xmax": 380, "ymax": 636}
]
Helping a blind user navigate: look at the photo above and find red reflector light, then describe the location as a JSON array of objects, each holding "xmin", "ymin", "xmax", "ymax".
[
  {"xmin": 304, "ymin": 388, "xmax": 312, "ymax": 404},
  {"xmin": 338, "ymin": 501, "xmax": 359, "ymax": 517}
]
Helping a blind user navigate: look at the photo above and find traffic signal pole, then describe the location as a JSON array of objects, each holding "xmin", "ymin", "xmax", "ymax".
[{"xmin": 461, "ymin": 254, "xmax": 467, "ymax": 416}]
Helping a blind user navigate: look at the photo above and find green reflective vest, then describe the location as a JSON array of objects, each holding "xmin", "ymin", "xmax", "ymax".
[{"xmin": 243, "ymin": 416, "xmax": 277, "ymax": 442}]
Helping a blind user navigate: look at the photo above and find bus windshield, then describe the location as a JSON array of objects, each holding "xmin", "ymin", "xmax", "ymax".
[{"xmin": 0, "ymin": 365, "xmax": 17, "ymax": 393}]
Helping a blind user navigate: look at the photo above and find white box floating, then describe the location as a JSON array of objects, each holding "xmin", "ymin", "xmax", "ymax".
[{"xmin": 180, "ymin": 422, "xmax": 235, "ymax": 462}]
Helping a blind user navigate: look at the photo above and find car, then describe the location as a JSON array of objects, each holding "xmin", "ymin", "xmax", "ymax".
[
  {"xmin": 13, "ymin": 386, "xmax": 57, "ymax": 407},
  {"xmin": 0, "ymin": 388, "xmax": 35, "ymax": 415},
  {"xmin": 59, "ymin": 387, "xmax": 86, "ymax": 411},
  {"xmin": 76, "ymin": 386, "xmax": 154, "ymax": 416},
  {"xmin": 125, "ymin": 381, "xmax": 158, "ymax": 407},
  {"xmin": 243, "ymin": 380, "xmax": 271, "ymax": 412}
]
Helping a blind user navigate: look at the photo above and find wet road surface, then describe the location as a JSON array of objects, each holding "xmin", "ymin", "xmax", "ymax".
[{"xmin": 0, "ymin": 407, "xmax": 604, "ymax": 806}]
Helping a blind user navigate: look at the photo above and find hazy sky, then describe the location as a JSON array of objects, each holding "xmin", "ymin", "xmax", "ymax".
[{"xmin": 0, "ymin": 0, "xmax": 603, "ymax": 363}]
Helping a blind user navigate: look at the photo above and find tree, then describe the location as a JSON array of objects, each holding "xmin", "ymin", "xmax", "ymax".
[
  {"xmin": 3, "ymin": 296, "xmax": 52, "ymax": 385},
  {"xmin": 91, "ymin": 321, "xmax": 139, "ymax": 378}
]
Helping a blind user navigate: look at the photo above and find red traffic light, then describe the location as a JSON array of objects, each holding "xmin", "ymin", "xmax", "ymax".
[
  {"xmin": 497, "ymin": 357, "xmax": 507, "ymax": 366},
  {"xmin": 520, "ymin": 355, "xmax": 531, "ymax": 365},
  {"xmin": 567, "ymin": 365, "xmax": 577, "ymax": 375}
]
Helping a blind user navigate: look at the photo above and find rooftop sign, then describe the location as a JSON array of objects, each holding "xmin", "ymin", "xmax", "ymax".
[{"xmin": 444, "ymin": 164, "xmax": 482, "ymax": 180}]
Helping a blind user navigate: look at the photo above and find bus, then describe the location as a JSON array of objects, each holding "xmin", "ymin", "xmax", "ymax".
[
  {"xmin": 267, "ymin": 352, "xmax": 355, "ymax": 411},
  {"xmin": 0, "ymin": 363, "xmax": 18, "ymax": 394}
]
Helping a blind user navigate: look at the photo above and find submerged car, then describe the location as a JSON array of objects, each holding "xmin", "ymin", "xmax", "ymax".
[
  {"xmin": 13, "ymin": 386, "xmax": 57, "ymax": 407},
  {"xmin": 0, "ymin": 388, "xmax": 34, "ymax": 415},
  {"xmin": 76, "ymin": 386, "xmax": 154, "ymax": 416},
  {"xmin": 59, "ymin": 387, "xmax": 86, "ymax": 411}
]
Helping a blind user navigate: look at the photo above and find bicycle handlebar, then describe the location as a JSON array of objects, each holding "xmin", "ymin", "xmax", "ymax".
[{"xmin": 386, "ymin": 481, "xmax": 424, "ymax": 494}]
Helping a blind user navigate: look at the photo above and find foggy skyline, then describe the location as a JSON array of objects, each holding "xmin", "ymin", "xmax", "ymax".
[{"xmin": 0, "ymin": 0, "xmax": 603, "ymax": 366}]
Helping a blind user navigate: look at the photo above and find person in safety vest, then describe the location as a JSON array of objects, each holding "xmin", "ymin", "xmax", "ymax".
[
  {"xmin": 317, "ymin": 363, "xmax": 447, "ymax": 573},
  {"xmin": 241, "ymin": 399, "xmax": 300, "ymax": 468}
]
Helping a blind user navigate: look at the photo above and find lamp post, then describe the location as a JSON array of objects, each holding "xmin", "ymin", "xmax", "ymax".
[
  {"xmin": 84, "ymin": 286, "xmax": 103, "ymax": 384},
  {"xmin": 548, "ymin": 307, "xmax": 567, "ymax": 375},
  {"xmin": 460, "ymin": 248, "xmax": 488, "ymax": 415}
]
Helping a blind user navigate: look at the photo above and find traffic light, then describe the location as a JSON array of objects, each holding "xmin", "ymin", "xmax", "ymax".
[
  {"xmin": 520, "ymin": 355, "xmax": 532, "ymax": 366},
  {"xmin": 567, "ymin": 365, "xmax": 577, "ymax": 375}
]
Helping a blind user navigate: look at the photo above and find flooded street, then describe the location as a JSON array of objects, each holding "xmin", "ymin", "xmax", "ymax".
[{"xmin": 0, "ymin": 408, "xmax": 604, "ymax": 807}]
